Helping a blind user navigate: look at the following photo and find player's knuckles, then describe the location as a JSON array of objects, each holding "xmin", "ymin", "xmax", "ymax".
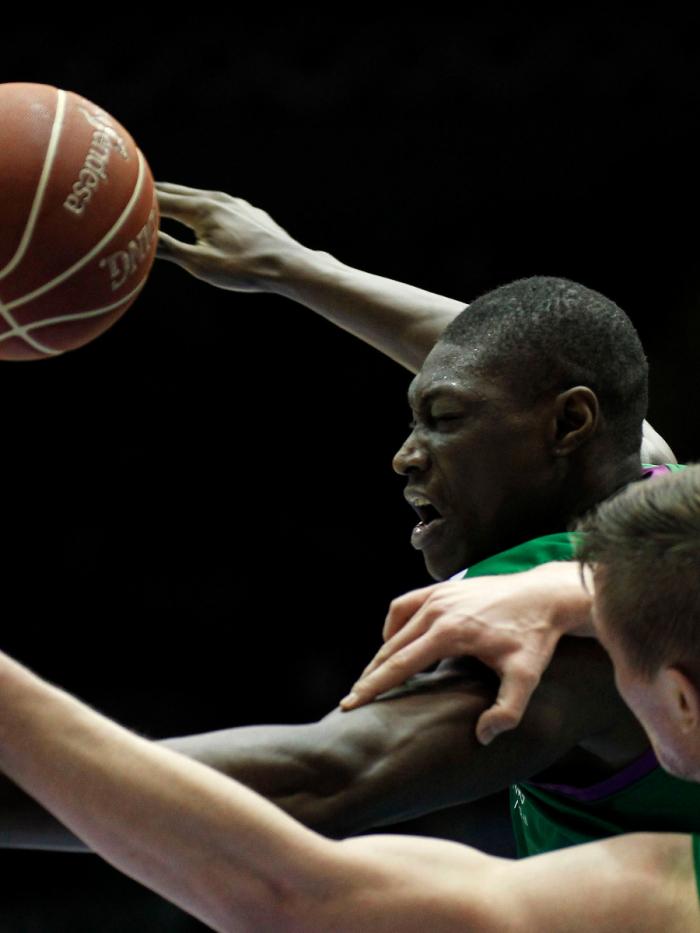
[
  {"xmin": 207, "ymin": 190, "xmax": 235, "ymax": 203},
  {"xmin": 367, "ymin": 648, "xmax": 390, "ymax": 670},
  {"xmin": 430, "ymin": 617, "xmax": 476, "ymax": 650},
  {"xmin": 387, "ymin": 594, "xmax": 411, "ymax": 617},
  {"xmin": 503, "ymin": 660, "xmax": 541, "ymax": 689},
  {"xmin": 186, "ymin": 196, "xmax": 226, "ymax": 222},
  {"xmin": 380, "ymin": 651, "xmax": 416, "ymax": 678}
]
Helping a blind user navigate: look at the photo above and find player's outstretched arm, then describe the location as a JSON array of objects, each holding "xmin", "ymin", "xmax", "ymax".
[
  {"xmin": 0, "ymin": 636, "xmax": 636, "ymax": 851},
  {"xmin": 0, "ymin": 650, "xmax": 695, "ymax": 932},
  {"xmin": 164, "ymin": 636, "xmax": 634, "ymax": 836},
  {"xmin": 0, "ymin": 668, "xmax": 525, "ymax": 852},
  {"xmin": 0, "ymin": 672, "xmax": 508, "ymax": 853},
  {"xmin": 341, "ymin": 561, "xmax": 595, "ymax": 744},
  {"xmin": 155, "ymin": 182, "xmax": 464, "ymax": 372}
]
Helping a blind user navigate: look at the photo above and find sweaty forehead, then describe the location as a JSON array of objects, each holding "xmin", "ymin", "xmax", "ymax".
[{"xmin": 408, "ymin": 342, "xmax": 498, "ymax": 407}]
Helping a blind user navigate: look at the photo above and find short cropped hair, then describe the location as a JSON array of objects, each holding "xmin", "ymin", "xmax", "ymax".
[
  {"xmin": 579, "ymin": 465, "xmax": 700, "ymax": 680},
  {"xmin": 440, "ymin": 277, "xmax": 648, "ymax": 456}
]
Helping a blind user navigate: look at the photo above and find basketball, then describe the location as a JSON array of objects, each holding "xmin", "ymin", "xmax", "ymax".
[{"xmin": 0, "ymin": 83, "xmax": 158, "ymax": 360}]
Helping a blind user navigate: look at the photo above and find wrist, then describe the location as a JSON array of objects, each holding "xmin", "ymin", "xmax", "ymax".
[
  {"xmin": 256, "ymin": 243, "xmax": 343, "ymax": 297},
  {"xmin": 525, "ymin": 562, "xmax": 594, "ymax": 637}
]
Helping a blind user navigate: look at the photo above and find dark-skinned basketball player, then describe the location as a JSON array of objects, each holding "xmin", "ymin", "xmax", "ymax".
[
  {"xmin": 0, "ymin": 403, "xmax": 699, "ymax": 931},
  {"xmin": 0, "ymin": 184, "xmax": 687, "ymax": 865}
]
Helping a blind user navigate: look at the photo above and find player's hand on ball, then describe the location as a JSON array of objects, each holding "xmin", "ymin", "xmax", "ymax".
[
  {"xmin": 340, "ymin": 562, "xmax": 593, "ymax": 746},
  {"xmin": 155, "ymin": 182, "xmax": 304, "ymax": 292}
]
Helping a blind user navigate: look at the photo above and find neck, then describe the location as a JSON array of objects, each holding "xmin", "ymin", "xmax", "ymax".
[
  {"xmin": 562, "ymin": 449, "xmax": 643, "ymax": 525},
  {"xmin": 465, "ymin": 449, "xmax": 644, "ymax": 569},
  {"xmin": 487, "ymin": 450, "xmax": 643, "ymax": 559}
]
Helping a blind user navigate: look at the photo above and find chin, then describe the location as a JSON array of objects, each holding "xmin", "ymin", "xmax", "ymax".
[
  {"xmin": 423, "ymin": 552, "xmax": 467, "ymax": 582},
  {"xmin": 655, "ymin": 743, "xmax": 700, "ymax": 783}
]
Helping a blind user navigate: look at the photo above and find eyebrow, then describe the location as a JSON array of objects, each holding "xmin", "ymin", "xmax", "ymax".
[{"xmin": 407, "ymin": 383, "xmax": 478, "ymax": 409}]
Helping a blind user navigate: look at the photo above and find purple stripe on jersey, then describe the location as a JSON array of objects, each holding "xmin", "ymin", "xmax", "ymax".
[
  {"xmin": 530, "ymin": 749, "xmax": 659, "ymax": 802},
  {"xmin": 643, "ymin": 465, "xmax": 672, "ymax": 479}
]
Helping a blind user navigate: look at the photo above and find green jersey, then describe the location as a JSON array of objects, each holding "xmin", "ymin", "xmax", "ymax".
[{"xmin": 464, "ymin": 472, "xmax": 700, "ymax": 858}]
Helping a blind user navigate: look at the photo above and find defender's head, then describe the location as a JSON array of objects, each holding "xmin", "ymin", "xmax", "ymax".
[
  {"xmin": 394, "ymin": 276, "xmax": 648, "ymax": 579},
  {"xmin": 580, "ymin": 465, "xmax": 700, "ymax": 782}
]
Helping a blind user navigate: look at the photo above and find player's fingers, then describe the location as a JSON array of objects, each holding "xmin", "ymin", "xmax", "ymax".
[
  {"xmin": 157, "ymin": 181, "xmax": 237, "ymax": 207},
  {"xmin": 156, "ymin": 189, "xmax": 213, "ymax": 229},
  {"xmin": 340, "ymin": 638, "xmax": 444, "ymax": 710},
  {"xmin": 155, "ymin": 181, "xmax": 204, "ymax": 196},
  {"xmin": 382, "ymin": 584, "xmax": 440, "ymax": 641},
  {"xmin": 156, "ymin": 230, "xmax": 200, "ymax": 265},
  {"xmin": 475, "ymin": 666, "xmax": 541, "ymax": 746},
  {"xmin": 364, "ymin": 600, "xmax": 441, "ymax": 679},
  {"xmin": 360, "ymin": 622, "xmax": 427, "ymax": 680}
]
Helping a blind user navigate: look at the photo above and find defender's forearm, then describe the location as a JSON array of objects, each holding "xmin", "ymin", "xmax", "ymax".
[
  {"xmin": 0, "ymin": 653, "xmax": 334, "ymax": 931},
  {"xmin": 0, "ymin": 719, "xmax": 354, "ymax": 852},
  {"xmin": 273, "ymin": 246, "xmax": 464, "ymax": 372}
]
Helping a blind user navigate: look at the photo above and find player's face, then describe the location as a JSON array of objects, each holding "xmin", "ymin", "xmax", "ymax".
[
  {"xmin": 393, "ymin": 342, "xmax": 557, "ymax": 580},
  {"xmin": 592, "ymin": 580, "xmax": 700, "ymax": 781}
]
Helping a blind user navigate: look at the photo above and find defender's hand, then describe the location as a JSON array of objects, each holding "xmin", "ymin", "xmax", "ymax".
[
  {"xmin": 155, "ymin": 182, "xmax": 304, "ymax": 291},
  {"xmin": 340, "ymin": 562, "xmax": 593, "ymax": 745}
]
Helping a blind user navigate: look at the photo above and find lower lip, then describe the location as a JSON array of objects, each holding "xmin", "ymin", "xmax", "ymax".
[{"xmin": 410, "ymin": 518, "xmax": 447, "ymax": 550}]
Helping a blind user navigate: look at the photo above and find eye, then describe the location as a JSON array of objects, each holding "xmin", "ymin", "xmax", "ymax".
[{"xmin": 431, "ymin": 412, "xmax": 462, "ymax": 429}]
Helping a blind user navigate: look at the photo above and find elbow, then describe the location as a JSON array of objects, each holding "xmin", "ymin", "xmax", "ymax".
[{"xmin": 276, "ymin": 757, "xmax": 369, "ymax": 838}]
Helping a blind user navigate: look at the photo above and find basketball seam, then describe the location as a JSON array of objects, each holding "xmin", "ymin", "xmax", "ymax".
[
  {"xmin": 0, "ymin": 296, "xmax": 56, "ymax": 355},
  {"xmin": 0, "ymin": 87, "xmax": 67, "ymax": 282},
  {"xmin": 4, "ymin": 148, "xmax": 147, "ymax": 321},
  {"xmin": 0, "ymin": 277, "xmax": 148, "ymax": 354}
]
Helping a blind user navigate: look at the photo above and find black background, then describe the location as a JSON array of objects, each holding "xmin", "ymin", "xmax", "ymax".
[{"xmin": 2, "ymin": 13, "xmax": 700, "ymax": 930}]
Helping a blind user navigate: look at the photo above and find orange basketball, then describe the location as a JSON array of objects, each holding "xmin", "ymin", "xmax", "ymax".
[{"xmin": 0, "ymin": 83, "xmax": 158, "ymax": 360}]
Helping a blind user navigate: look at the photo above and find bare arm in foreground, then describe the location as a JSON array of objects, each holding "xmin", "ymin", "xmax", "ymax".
[
  {"xmin": 0, "ymin": 650, "xmax": 695, "ymax": 933},
  {"xmin": 0, "ymin": 637, "xmax": 642, "ymax": 851}
]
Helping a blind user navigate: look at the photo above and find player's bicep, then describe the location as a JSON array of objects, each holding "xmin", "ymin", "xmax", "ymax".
[
  {"xmin": 310, "ymin": 658, "xmax": 591, "ymax": 833},
  {"xmin": 313, "ymin": 831, "xmax": 699, "ymax": 933},
  {"xmin": 507, "ymin": 833, "xmax": 699, "ymax": 933}
]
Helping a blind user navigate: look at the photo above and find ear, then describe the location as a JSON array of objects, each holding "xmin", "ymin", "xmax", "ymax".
[
  {"xmin": 659, "ymin": 667, "xmax": 700, "ymax": 734},
  {"xmin": 551, "ymin": 386, "xmax": 599, "ymax": 456}
]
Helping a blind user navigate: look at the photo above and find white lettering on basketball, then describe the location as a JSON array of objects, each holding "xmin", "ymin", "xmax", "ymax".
[
  {"xmin": 63, "ymin": 107, "xmax": 130, "ymax": 217},
  {"xmin": 99, "ymin": 206, "xmax": 158, "ymax": 291}
]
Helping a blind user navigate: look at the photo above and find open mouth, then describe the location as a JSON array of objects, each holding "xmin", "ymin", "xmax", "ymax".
[
  {"xmin": 413, "ymin": 501, "xmax": 442, "ymax": 526},
  {"xmin": 407, "ymin": 495, "xmax": 446, "ymax": 550}
]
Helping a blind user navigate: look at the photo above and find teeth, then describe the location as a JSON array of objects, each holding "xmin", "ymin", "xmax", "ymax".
[{"xmin": 410, "ymin": 496, "xmax": 432, "ymax": 507}]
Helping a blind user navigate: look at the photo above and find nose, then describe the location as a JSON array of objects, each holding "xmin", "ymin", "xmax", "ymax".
[{"xmin": 393, "ymin": 431, "xmax": 431, "ymax": 475}]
